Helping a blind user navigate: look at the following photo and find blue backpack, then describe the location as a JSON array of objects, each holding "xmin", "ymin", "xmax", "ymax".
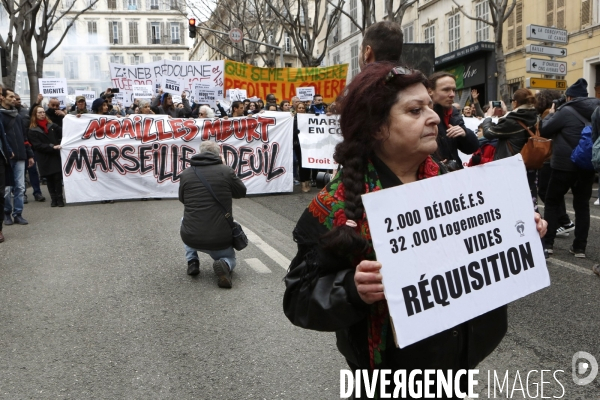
[
  {"xmin": 592, "ymin": 107, "xmax": 600, "ymax": 172},
  {"xmin": 565, "ymin": 107, "xmax": 595, "ymax": 171}
]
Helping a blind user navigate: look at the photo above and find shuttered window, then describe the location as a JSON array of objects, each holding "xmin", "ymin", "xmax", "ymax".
[{"xmin": 581, "ymin": 0, "xmax": 591, "ymax": 26}]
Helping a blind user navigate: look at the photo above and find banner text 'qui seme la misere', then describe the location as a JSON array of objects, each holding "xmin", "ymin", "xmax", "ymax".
[
  {"xmin": 224, "ymin": 61, "xmax": 347, "ymax": 104},
  {"xmin": 61, "ymin": 112, "xmax": 294, "ymax": 203}
]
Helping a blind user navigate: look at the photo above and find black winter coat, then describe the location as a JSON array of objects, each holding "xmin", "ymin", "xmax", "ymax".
[
  {"xmin": 0, "ymin": 121, "xmax": 14, "ymax": 187},
  {"xmin": 541, "ymin": 97, "xmax": 600, "ymax": 172},
  {"xmin": 28, "ymin": 124, "xmax": 63, "ymax": 177},
  {"xmin": 179, "ymin": 153, "xmax": 247, "ymax": 250},
  {"xmin": 434, "ymin": 104, "xmax": 479, "ymax": 169},
  {"xmin": 481, "ymin": 106, "xmax": 540, "ymax": 160},
  {"xmin": 45, "ymin": 108, "xmax": 64, "ymax": 127},
  {"xmin": 0, "ymin": 107, "xmax": 34, "ymax": 161}
]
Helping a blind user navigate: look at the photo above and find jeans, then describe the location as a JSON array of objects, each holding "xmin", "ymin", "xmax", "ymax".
[
  {"xmin": 544, "ymin": 168, "xmax": 595, "ymax": 250},
  {"xmin": 4, "ymin": 160, "xmax": 25, "ymax": 217},
  {"xmin": 27, "ymin": 158, "xmax": 42, "ymax": 196},
  {"xmin": 184, "ymin": 244, "xmax": 237, "ymax": 271}
]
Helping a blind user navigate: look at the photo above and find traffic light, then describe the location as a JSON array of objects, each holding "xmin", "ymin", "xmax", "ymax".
[{"xmin": 189, "ymin": 18, "xmax": 196, "ymax": 38}]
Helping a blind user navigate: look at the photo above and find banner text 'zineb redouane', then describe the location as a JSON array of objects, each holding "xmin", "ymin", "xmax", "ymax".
[{"xmin": 61, "ymin": 113, "xmax": 294, "ymax": 202}]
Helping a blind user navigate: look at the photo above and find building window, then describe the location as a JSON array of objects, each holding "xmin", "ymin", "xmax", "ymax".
[
  {"xmin": 126, "ymin": 0, "xmax": 137, "ymax": 10},
  {"xmin": 110, "ymin": 54, "xmax": 124, "ymax": 64},
  {"xmin": 285, "ymin": 62, "xmax": 292, "ymax": 68},
  {"xmin": 350, "ymin": 42, "xmax": 359, "ymax": 78},
  {"xmin": 66, "ymin": 19, "xmax": 76, "ymax": 38},
  {"xmin": 424, "ymin": 24, "xmax": 435, "ymax": 44},
  {"xmin": 107, "ymin": 0, "xmax": 117, "ymax": 9},
  {"xmin": 129, "ymin": 22, "xmax": 138, "ymax": 44},
  {"xmin": 87, "ymin": 21, "xmax": 97, "ymax": 43},
  {"xmin": 332, "ymin": 52, "xmax": 340, "ymax": 65},
  {"xmin": 109, "ymin": 21, "xmax": 123, "ymax": 44},
  {"xmin": 284, "ymin": 34, "xmax": 291, "ymax": 53},
  {"xmin": 64, "ymin": 0, "xmax": 76, "ymax": 8},
  {"xmin": 547, "ymin": 0, "xmax": 565, "ymax": 29},
  {"xmin": 302, "ymin": 34, "xmax": 308, "ymax": 49},
  {"xmin": 349, "ymin": 0, "xmax": 357, "ymax": 33},
  {"xmin": 150, "ymin": 0, "xmax": 159, "ymax": 9},
  {"xmin": 170, "ymin": 0, "xmax": 178, "ymax": 10},
  {"xmin": 448, "ymin": 13, "xmax": 460, "ymax": 52},
  {"xmin": 65, "ymin": 55, "xmax": 79, "ymax": 79},
  {"xmin": 170, "ymin": 22, "xmax": 180, "ymax": 44},
  {"xmin": 152, "ymin": 54, "xmax": 163, "ymax": 61},
  {"xmin": 130, "ymin": 54, "xmax": 143, "ymax": 65},
  {"xmin": 170, "ymin": 54, "xmax": 182, "ymax": 61},
  {"xmin": 475, "ymin": 1, "xmax": 490, "ymax": 42},
  {"xmin": 151, "ymin": 22, "xmax": 161, "ymax": 44},
  {"xmin": 515, "ymin": 1, "xmax": 523, "ymax": 46},
  {"xmin": 89, "ymin": 55, "xmax": 101, "ymax": 76},
  {"xmin": 403, "ymin": 24, "xmax": 414, "ymax": 43}
]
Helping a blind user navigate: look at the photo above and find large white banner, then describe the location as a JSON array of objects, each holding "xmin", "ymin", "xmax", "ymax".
[
  {"xmin": 109, "ymin": 60, "xmax": 224, "ymax": 107},
  {"xmin": 297, "ymin": 113, "xmax": 342, "ymax": 169},
  {"xmin": 361, "ymin": 155, "xmax": 550, "ymax": 348},
  {"xmin": 60, "ymin": 111, "xmax": 294, "ymax": 202}
]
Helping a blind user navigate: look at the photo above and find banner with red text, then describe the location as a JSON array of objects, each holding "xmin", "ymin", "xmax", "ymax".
[
  {"xmin": 60, "ymin": 112, "xmax": 294, "ymax": 203},
  {"xmin": 224, "ymin": 61, "xmax": 348, "ymax": 104}
]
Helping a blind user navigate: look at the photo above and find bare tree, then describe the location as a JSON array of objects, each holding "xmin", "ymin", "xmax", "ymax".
[
  {"xmin": 385, "ymin": 0, "xmax": 417, "ymax": 26},
  {"xmin": 0, "ymin": 0, "xmax": 99, "ymax": 104},
  {"xmin": 452, "ymin": 0, "xmax": 517, "ymax": 104},
  {"xmin": 263, "ymin": 0, "xmax": 343, "ymax": 66},
  {"xmin": 185, "ymin": 0, "xmax": 283, "ymax": 66},
  {"xmin": 327, "ymin": 0, "xmax": 416, "ymax": 35}
]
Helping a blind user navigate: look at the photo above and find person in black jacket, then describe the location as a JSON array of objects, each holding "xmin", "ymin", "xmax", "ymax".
[
  {"xmin": 541, "ymin": 78, "xmax": 600, "ymax": 258},
  {"xmin": 428, "ymin": 72, "xmax": 479, "ymax": 170},
  {"xmin": 0, "ymin": 88, "xmax": 34, "ymax": 226},
  {"xmin": 284, "ymin": 63, "xmax": 549, "ymax": 398},
  {"xmin": 151, "ymin": 90, "xmax": 191, "ymax": 118},
  {"xmin": 27, "ymin": 106, "xmax": 64, "ymax": 207},
  {"xmin": 178, "ymin": 141, "xmax": 246, "ymax": 287},
  {"xmin": 0, "ymin": 119, "xmax": 14, "ymax": 242}
]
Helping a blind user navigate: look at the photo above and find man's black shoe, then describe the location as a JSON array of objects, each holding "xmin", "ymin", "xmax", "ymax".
[
  {"xmin": 34, "ymin": 193, "xmax": 45, "ymax": 202},
  {"xmin": 3, "ymin": 213, "xmax": 13, "ymax": 226},
  {"xmin": 13, "ymin": 215, "xmax": 28, "ymax": 225},
  {"xmin": 57, "ymin": 197, "xmax": 65, "ymax": 207},
  {"xmin": 187, "ymin": 259, "xmax": 200, "ymax": 276},
  {"xmin": 213, "ymin": 259, "xmax": 232, "ymax": 288}
]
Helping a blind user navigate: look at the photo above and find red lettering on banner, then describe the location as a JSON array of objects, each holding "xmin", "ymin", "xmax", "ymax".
[
  {"xmin": 142, "ymin": 119, "xmax": 158, "ymax": 143},
  {"xmin": 82, "ymin": 118, "xmax": 108, "ymax": 139},
  {"xmin": 105, "ymin": 120, "xmax": 121, "ymax": 139},
  {"xmin": 218, "ymin": 119, "xmax": 234, "ymax": 142},
  {"xmin": 244, "ymin": 118, "xmax": 258, "ymax": 141},
  {"xmin": 121, "ymin": 118, "xmax": 137, "ymax": 140},
  {"xmin": 159, "ymin": 120, "xmax": 175, "ymax": 141},
  {"xmin": 256, "ymin": 116, "xmax": 275, "ymax": 142},
  {"xmin": 201, "ymin": 119, "xmax": 222, "ymax": 140},
  {"xmin": 182, "ymin": 119, "xmax": 199, "ymax": 141}
]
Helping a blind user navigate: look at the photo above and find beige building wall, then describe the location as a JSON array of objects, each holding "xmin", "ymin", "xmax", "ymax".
[{"xmin": 503, "ymin": 0, "xmax": 600, "ymax": 98}]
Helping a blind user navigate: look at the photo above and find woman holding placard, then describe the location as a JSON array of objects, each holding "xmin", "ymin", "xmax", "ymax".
[{"xmin": 283, "ymin": 62, "xmax": 548, "ymax": 397}]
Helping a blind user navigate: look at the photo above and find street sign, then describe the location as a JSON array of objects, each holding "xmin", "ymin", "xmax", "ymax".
[
  {"xmin": 229, "ymin": 28, "xmax": 243, "ymax": 43},
  {"xmin": 525, "ymin": 44, "xmax": 567, "ymax": 58},
  {"xmin": 526, "ymin": 24, "xmax": 568, "ymax": 44},
  {"xmin": 525, "ymin": 78, "xmax": 567, "ymax": 90},
  {"xmin": 526, "ymin": 58, "xmax": 567, "ymax": 75}
]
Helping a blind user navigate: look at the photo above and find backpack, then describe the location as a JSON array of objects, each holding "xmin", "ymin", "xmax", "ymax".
[
  {"xmin": 565, "ymin": 107, "xmax": 595, "ymax": 171},
  {"xmin": 467, "ymin": 139, "xmax": 497, "ymax": 167},
  {"xmin": 507, "ymin": 119, "xmax": 552, "ymax": 170},
  {"xmin": 591, "ymin": 107, "xmax": 600, "ymax": 172}
]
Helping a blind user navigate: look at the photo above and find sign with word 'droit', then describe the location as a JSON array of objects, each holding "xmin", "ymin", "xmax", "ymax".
[
  {"xmin": 361, "ymin": 155, "xmax": 550, "ymax": 348},
  {"xmin": 526, "ymin": 24, "xmax": 568, "ymax": 44},
  {"xmin": 526, "ymin": 58, "xmax": 567, "ymax": 75},
  {"xmin": 525, "ymin": 44, "xmax": 567, "ymax": 58},
  {"xmin": 525, "ymin": 78, "xmax": 567, "ymax": 90},
  {"xmin": 296, "ymin": 113, "xmax": 342, "ymax": 168}
]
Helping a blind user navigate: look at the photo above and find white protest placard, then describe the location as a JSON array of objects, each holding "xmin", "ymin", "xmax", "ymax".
[
  {"xmin": 60, "ymin": 111, "xmax": 294, "ymax": 202},
  {"xmin": 132, "ymin": 85, "xmax": 153, "ymax": 98},
  {"xmin": 297, "ymin": 113, "xmax": 342, "ymax": 169},
  {"xmin": 296, "ymin": 86, "xmax": 315, "ymax": 101},
  {"xmin": 39, "ymin": 78, "xmax": 68, "ymax": 107},
  {"xmin": 227, "ymin": 89, "xmax": 247, "ymax": 102},
  {"xmin": 361, "ymin": 155, "xmax": 550, "ymax": 348},
  {"xmin": 160, "ymin": 76, "xmax": 185, "ymax": 94},
  {"xmin": 194, "ymin": 84, "xmax": 223, "ymax": 108},
  {"xmin": 113, "ymin": 92, "xmax": 125, "ymax": 107},
  {"xmin": 75, "ymin": 90, "xmax": 96, "ymax": 109}
]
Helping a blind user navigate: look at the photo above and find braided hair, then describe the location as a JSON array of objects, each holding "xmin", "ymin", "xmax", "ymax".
[{"xmin": 321, "ymin": 62, "xmax": 429, "ymax": 257}]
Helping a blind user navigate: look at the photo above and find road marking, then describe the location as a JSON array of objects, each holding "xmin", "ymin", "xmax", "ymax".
[
  {"xmin": 243, "ymin": 226, "xmax": 291, "ymax": 270},
  {"xmin": 538, "ymin": 205, "xmax": 600, "ymax": 220},
  {"xmin": 245, "ymin": 258, "xmax": 272, "ymax": 274},
  {"xmin": 547, "ymin": 258, "xmax": 594, "ymax": 275}
]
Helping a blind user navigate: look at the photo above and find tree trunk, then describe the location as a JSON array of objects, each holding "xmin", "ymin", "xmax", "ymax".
[{"xmin": 21, "ymin": 41, "xmax": 38, "ymax": 106}]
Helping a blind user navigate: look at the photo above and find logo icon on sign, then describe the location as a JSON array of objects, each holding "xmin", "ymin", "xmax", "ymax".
[
  {"xmin": 515, "ymin": 220, "xmax": 525, "ymax": 237},
  {"xmin": 572, "ymin": 352, "xmax": 598, "ymax": 385}
]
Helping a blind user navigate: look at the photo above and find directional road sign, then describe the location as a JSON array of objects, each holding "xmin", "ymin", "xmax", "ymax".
[
  {"xmin": 525, "ymin": 78, "xmax": 567, "ymax": 90},
  {"xmin": 526, "ymin": 58, "xmax": 567, "ymax": 75},
  {"xmin": 525, "ymin": 44, "xmax": 567, "ymax": 58},
  {"xmin": 526, "ymin": 24, "xmax": 568, "ymax": 44}
]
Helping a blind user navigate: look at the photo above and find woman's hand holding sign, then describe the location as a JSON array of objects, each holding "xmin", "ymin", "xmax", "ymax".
[
  {"xmin": 355, "ymin": 260, "xmax": 385, "ymax": 304},
  {"xmin": 534, "ymin": 212, "xmax": 547, "ymax": 238}
]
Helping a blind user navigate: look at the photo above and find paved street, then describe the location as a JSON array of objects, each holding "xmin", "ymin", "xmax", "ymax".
[{"xmin": 1, "ymin": 182, "xmax": 599, "ymax": 399}]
